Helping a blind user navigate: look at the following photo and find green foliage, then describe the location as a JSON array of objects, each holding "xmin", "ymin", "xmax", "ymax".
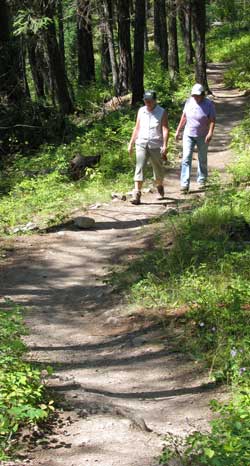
[
  {"xmin": 0, "ymin": 301, "xmax": 52, "ymax": 459},
  {"xmin": 0, "ymin": 63, "xmax": 186, "ymax": 233},
  {"xmin": 0, "ymin": 108, "xmax": 137, "ymax": 233},
  {"xmin": 13, "ymin": 10, "xmax": 52, "ymax": 36},
  {"xmin": 161, "ymin": 389, "xmax": 250, "ymax": 466},
  {"xmin": 208, "ymin": 29, "xmax": 250, "ymax": 90},
  {"xmin": 229, "ymin": 110, "xmax": 250, "ymax": 185}
]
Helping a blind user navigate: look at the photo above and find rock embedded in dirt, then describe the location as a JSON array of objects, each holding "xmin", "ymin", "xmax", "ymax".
[
  {"xmin": 167, "ymin": 208, "xmax": 179, "ymax": 216},
  {"xmin": 111, "ymin": 192, "xmax": 127, "ymax": 201},
  {"xmin": 74, "ymin": 216, "xmax": 95, "ymax": 229},
  {"xmin": 142, "ymin": 187, "xmax": 154, "ymax": 193}
]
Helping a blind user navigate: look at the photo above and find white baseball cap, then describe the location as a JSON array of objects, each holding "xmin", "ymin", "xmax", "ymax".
[{"xmin": 191, "ymin": 83, "xmax": 205, "ymax": 95}]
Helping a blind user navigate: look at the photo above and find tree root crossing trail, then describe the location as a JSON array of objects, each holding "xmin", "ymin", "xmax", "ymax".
[{"xmin": 0, "ymin": 64, "xmax": 248, "ymax": 466}]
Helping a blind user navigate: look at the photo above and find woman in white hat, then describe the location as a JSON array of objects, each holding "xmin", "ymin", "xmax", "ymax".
[{"xmin": 175, "ymin": 83, "xmax": 216, "ymax": 193}]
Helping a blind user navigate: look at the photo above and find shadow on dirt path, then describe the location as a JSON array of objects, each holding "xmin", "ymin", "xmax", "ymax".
[{"xmin": 0, "ymin": 63, "xmax": 248, "ymax": 466}]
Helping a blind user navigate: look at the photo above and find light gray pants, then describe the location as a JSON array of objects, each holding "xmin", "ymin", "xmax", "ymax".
[{"xmin": 134, "ymin": 145, "xmax": 164, "ymax": 182}]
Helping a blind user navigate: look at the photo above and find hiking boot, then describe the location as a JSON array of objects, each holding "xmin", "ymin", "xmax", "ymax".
[
  {"xmin": 157, "ymin": 185, "xmax": 165, "ymax": 198},
  {"xmin": 180, "ymin": 186, "xmax": 189, "ymax": 194},
  {"xmin": 130, "ymin": 190, "xmax": 141, "ymax": 205}
]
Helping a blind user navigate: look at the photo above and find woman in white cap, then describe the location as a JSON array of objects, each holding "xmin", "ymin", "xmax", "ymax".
[
  {"xmin": 128, "ymin": 90, "xmax": 169, "ymax": 205},
  {"xmin": 175, "ymin": 83, "xmax": 216, "ymax": 193}
]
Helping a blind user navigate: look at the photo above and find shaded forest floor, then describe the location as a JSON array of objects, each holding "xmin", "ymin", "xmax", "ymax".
[{"xmin": 0, "ymin": 64, "xmax": 248, "ymax": 466}]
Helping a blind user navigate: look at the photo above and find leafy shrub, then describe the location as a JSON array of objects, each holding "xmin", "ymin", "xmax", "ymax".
[
  {"xmin": 207, "ymin": 30, "xmax": 250, "ymax": 89},
  {"xmin": 0, "ymin": 301, "xmax": 52, "ymax": 459},
  {"xmin": 160, "ymin": 388, "xmax": 250, "ymax": 466}
]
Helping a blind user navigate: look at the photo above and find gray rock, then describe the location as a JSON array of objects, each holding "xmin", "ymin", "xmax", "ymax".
[
  {"xmin": 111, "ymin": 192, "xmax": 127, "ymax": 201},
  {"xmin": 89, "ymin": 203, "xmax": 102, "ymax": 209},
  {"xmin": 74, "ymin": 216, "xmax": 95, "ymax": 229},
  {"xmin": 11, "ymin": 222, "xmax": 38, "ymax": 233},
  {"xmin": 142, "ymin": 187, "xmax": 154, "ymax": 193},
  {"xmin": 167, "ymin": 208, "xmax": 179, "ymax": 216}
]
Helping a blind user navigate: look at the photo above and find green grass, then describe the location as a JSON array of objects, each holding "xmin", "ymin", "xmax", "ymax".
[
  {"xmin": 207, "ymin": 26, "xmax": 250, "ymax": 89},
  {"xmin": 103, "ymin": 102, "xmax": 250, "ymax": 465},
  {"xmin": 0, "ymin": 301, "xmax": 53, "ymax": 459},
  {"xmin": 0, "ymin": 50, "xmax": 193, "ymax": 235}
]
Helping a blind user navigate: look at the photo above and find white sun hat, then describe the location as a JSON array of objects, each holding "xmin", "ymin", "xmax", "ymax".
[{"xmin": 191, "ymin": 83, "xmax": 205, "ymax": 95}]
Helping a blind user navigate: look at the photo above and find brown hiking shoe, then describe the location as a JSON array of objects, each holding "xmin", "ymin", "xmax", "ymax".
[
  {"xmin": 130, "ymin": 190, "xmax": 141, "ymax": 205},
  {"xmin": 157, "ymin": 185, "xmax": 164, "ymax": 198}
]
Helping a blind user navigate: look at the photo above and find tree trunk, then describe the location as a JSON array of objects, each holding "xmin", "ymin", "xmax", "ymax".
[
  {"xmin": 191, "ymin": 0, "xmax": 210, "ymax": 91},
  {"xmin": 100, "ymin": 34, "xmax": 111, "ymax": 83},
  {"xmin": 117, "ymin": 0, "xmax": 132, "ymax": 95},
  {"xmin": 42, "ymin": 0, "xmax": 74, "ymax": 114},
  {"xmin": 27, "ymin": 38, "xmax": 45, "ymax": 99},
  {"xmin": 144, "ymin": 0, "xmax": 149, "ymax": 51},
  {"xmin": 132, "ymin": 0, "xmax": 146, "ymax": 105},
  {"xmin": 0, "ymin": 0, "xmax": 27, "ymax": 102},
  {"xmin": 101, "ymin": 0, "xmax": 118, "ymax": 93},
  {"xmin": 77, "ymin": 0, "xmax": 95, "ymax": 84},
  {"xmin": 154, "ymin": 0, "xmax": 168, "ymax": 69},
  {"xmin": 178, "ymin": 0, "xmax": 194, "ymax": 65},
  {"xmin": 167, "ymin": 0, "xmax": 179, "ymax": 79},
  {"xmin": 57, "ymin": 0, "xmax": 65, "ymax": 68}
]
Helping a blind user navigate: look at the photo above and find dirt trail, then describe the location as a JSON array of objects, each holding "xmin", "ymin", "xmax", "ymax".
[{"xmin": 0, "ymin": 64, "xmax": 248, "ymax": 466}]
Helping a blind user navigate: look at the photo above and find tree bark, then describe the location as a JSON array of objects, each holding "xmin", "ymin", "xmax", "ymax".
[
  {"xmin": 77, "ymin": 0, "xmax": 95, "ymax": 84},
  {"xmin": 0, "ymin": 0, "xmax": 28, "ymax": 102},
  {"xmin": 167, "ymin": 0, "xmax": 179, "ymax": 79},
  {"xmin": 101, "ymin": 0, "xmax": 118, "ymax": 93},
  {"xmin": 191, "ymin": 0, "xmax": 210, "ymax": 91},
  {"xmin": 117, "ymin": 0, "xmax": 132, "ymax": 95},
  {"xmin": 154, "ymin": 0, "xmax": 168, "ymax": 69},
  {"xmin": 57, "ymin": 0, "xmax": 65, "ymax": 68},
  {"xmin": 27, "ymin": 38, "xmax": 45, "ymax": 99},
  {"xmin": 144, "ymin": 0, "xmax": 149, "ymax": 51},
  {"xmin": 42, "ymin": 0, "xmax": 74, "ymax": 114},
  {"xmin": 100, "ymin": 34, "xmax": 111, "ymax": 83},
  {"xmin": 132, "ymin": 0, "xmax": 146, "ymax": 105},
  {"xmin": 178, "ymin": 0, "xmax": 194, "ymax": 65}
]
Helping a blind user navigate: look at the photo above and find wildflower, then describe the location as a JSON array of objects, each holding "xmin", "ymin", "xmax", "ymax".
[
  {"xmin": 199, "ymin": 322, "xmax": 205, "ymax": 328},
  {"xmin": 230, "ymin": 348, "xmax": 237, "ymax": 357},
  {"xmin": 211, "ymin": 327, "xmax": 216, "ymax": 332},
  {"xmin": 239, "ymin": 367, "xmax": 246, "ymax": 375}
]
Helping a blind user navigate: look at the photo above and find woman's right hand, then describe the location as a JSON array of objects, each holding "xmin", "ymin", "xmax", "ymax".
[
  {"xmin": 128, "ymin": 142, "xmax": 134, "ymax": 156},
  {"xmin": 175, "ymin": 130, "xmax": 180, "ymax": 142}
]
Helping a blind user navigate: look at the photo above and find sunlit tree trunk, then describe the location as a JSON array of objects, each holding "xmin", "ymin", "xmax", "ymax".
[
  {"xmin": 191, "ymin": 0, "xmax": 210, "ymax": 91},
  {"xmin": 132, "ymin": 0, "xmax": 146, "ymax": 105},
  {"xmin": 77, "ymin": 0, "xmax": 95, "ymax": 84},
  {"xmin": 167, "ymin": 0, "xmax": 179, "ymax": 79},
  {"xmin": 101, "ymin": 0, "xmax": 118, "ymax": 93},
  {"xmin": 178, "ymin": 0, "xmax": 194, "ymax": 65},
  {"xmin": 0, "ymin": 0, "xmax": 27, "ymax": 102},
  {"xmin": 144, "ymin": 0, "xmax": 149, "ymax": 51},
  {"xmin": 117, "ymin": 0, "xmax": 132, "ymax": 94},
  {"xmin": 27, "ymin": 38, "xmax": 45, "ymax": 99},
  {"xmin": 42, "ymin": 0, "xmax": 74, "ymax": 114},
  {"xmin": 57, "ymin": 0, "xmax": 65, "ymax": 68},
  {"xmin": 154, "ymin": 0, "xmax": 168, "ymax": 69}
]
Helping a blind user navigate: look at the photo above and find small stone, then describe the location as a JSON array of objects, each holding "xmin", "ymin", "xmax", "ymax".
[
  {"xmin": 132, "ymin": 336, "xmax": 147, "ymax": 345},
  {"xmin": 111, "ymin": 192, "xmax": 126, "ymax": 201},
  {"xmin": 89, "ymin": 203, "xmax": 102, "ymax": 209},
  {"xmin": 167, "ymin": 208, "xmax": 179, "ymax": 216},
  {"xmin": 74, "ymin": 216, "xmax": 95, "ymax": 229},
  {"xmin": 143, "ymin": 187, "xmax": 154, "ymax": 193}
]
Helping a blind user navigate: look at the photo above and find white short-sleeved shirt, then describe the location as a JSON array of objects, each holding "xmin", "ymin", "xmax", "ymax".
[{"xmin": 136, "ymin": 104, "xmax": 165, "ymax": 148}]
